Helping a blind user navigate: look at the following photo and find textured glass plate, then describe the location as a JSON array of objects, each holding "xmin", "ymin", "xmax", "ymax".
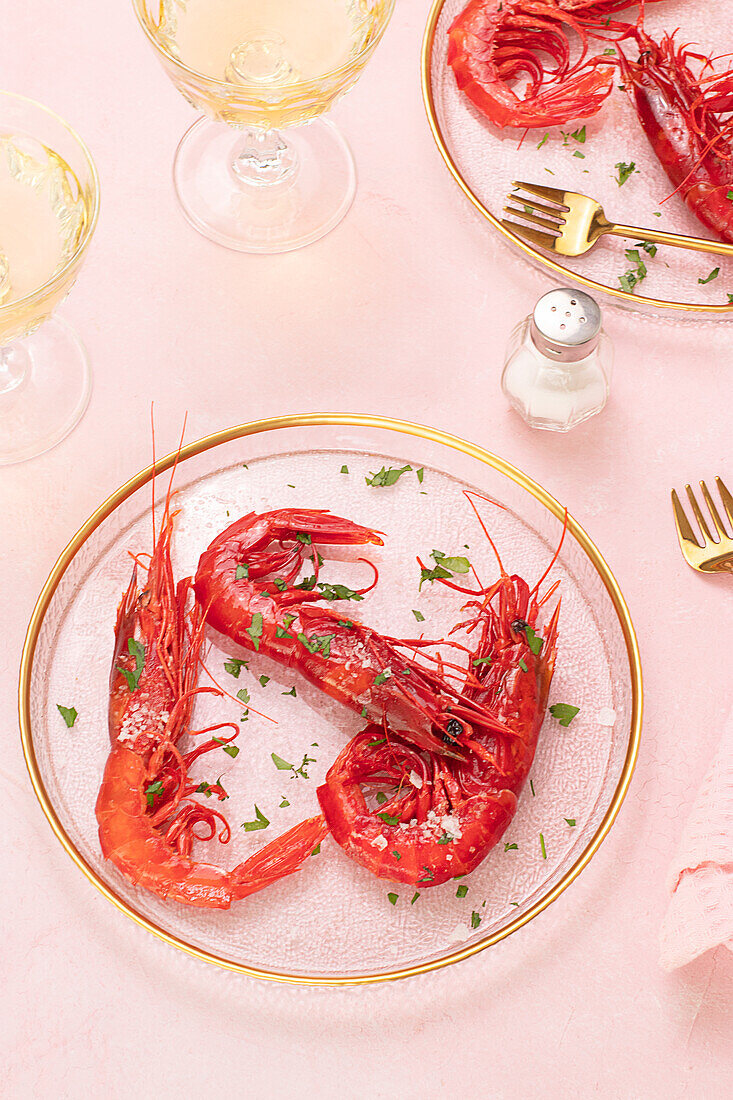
[
  {"xmin": 22, "ymin": 419, "xmax": 640, "ymax": 982},
  {"xmin": 424, "ymin": 0, "xmax": 733, "ymax": 319}
]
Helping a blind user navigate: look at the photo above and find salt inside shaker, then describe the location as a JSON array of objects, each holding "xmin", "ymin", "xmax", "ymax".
[{"xmin": 501, "ymin": 288, "xmax": 612, "ymax": 431}]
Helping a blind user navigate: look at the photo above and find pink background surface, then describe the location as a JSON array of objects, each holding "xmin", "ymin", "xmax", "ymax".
[{"xmin": 2, "ymin": 2, "xmax": 731, "ymax": 1096}]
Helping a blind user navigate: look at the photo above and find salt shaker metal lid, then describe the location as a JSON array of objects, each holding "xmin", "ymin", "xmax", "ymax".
[{"xmin": 530, "ymin": 288, "xmax": 602, "ymax": 363}]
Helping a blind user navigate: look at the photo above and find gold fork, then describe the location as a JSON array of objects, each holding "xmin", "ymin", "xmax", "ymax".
[
  {"xmin": 503, "ymin": 181, "xmax": 733, "ymax": 259},
  {"xmin": 671, "ymin": 478, "xmax": 733, "ymax": 573}
]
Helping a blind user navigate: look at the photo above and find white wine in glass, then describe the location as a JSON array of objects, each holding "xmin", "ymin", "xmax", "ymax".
[
  {"xmin": 133, "ymin": 0, "xmax": 395, "ymax": 253},
  {"xmin": 0, "ymin": 94, "xmax": 99, "ymax": 466}
]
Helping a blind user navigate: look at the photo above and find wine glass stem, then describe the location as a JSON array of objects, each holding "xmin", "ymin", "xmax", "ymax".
[
  {"xmin": 230, "ymin": 127, "xmax": 299, "ymax": 188},
  {"xmin": 0, "ymin": 340, "xmax": 30, "ymax": 399}
]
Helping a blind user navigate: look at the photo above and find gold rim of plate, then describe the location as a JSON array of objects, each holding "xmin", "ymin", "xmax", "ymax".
[
  {"xmin": 421, "ymin": 0, "xmax": 733, "ymax": 316},
  {"xmin": 18, "ymin": 414, "xmax": 643, "ymax": 985}
]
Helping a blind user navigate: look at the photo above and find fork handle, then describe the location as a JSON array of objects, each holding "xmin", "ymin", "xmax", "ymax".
[{"xmin": 607, "ymin": 222, "xmax": 733, "ymax": 257}]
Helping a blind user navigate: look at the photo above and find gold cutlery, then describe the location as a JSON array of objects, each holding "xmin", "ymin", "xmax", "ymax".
[
  {"xmin": 503, "ymin": 181, "xmax": 733, "ymax": 259},
  {"xmin": 671, "ymin": 477, "xmax": 733, "ymax": 573}
]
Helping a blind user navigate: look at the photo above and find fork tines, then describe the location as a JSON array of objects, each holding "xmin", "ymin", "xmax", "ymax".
[
  {"xmin": 671, "ymin": 477, "xmax": 733, "ymax": 572},
  {"xmin": 501, "ymin": 180, "xmax": 569, "ymax": 250}
]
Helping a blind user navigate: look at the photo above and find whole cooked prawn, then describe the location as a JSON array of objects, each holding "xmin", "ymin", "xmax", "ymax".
[
  {"xmin": 316, "ymin": 496, "xmax": 562, "ymax": 887},
  {"xmin": 96, "ymin": 495, "xmax": 327, "ymax": 909},
  {"xmin": 618, "ymin": 27, "xmax": 733, "ymax": 243},
  {"xmin": 194, "ymin": 509, "xmax": 512, "ymax": 758}
]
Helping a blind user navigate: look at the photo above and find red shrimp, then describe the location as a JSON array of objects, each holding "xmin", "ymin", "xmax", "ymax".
[
  {"xmin": 194, "ymin": 509, "xmax": 512, "ymax": 758},
  {"xmin": 317, "ymin": 502, "xmax": 562, "ymax": 887},
  {"xmin": 446, "ymin": 0, "xmax": 616, "ymax": 129},
  {"xmin": 618, "ymin": 28, "xmax": 733, "ymax": 243},
  {"xmin": 96, "ymin": 501, "xmax": 327, "ymax": 909}
]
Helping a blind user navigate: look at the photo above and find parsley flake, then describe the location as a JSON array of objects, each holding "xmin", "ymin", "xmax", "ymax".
[
  {"xmin": 259, "ymin": 675, "xmax": 270, "ymax": 687},
  {"xmin": 145, "ymin": 780, "xmax": 164, "ymax": 809},
  {"xmin": 412, "ymin": 609, "xmax": 425, "ymax": 622},
  {"xmin": 116, "ymin": 638, "xmax": 145, "ymax": 692},
  {"xmin": 235, "ymin": 564, "xmax": 249, "ymax": 580},
  {"xmin": 615, "ymin": 161, "xmax": 637, "ymax": 186},
  {"xmin": 565, "ymin": 817, "xmax": 577, "ymax": 827},
  {"xmin": 224, "ymin": 658, "xmax": 248, "ymax": 678},
  {"xmin": 317, "ymin": 582, "xmax": 362, "ymax": 602},
  {"xmin": 378, "ymin": 811, "xmax": 400, "ymax": 826},
  {"xmin": 549, "ymin": 703, "xmax": 580, "ymax": 727},
  {"xmin": 699, "ymin": 267, "xmax": 720, "ymax": 284},
  {"xmin": 57, "ymin": 704, "xmax": 77, "ymax": 728},
  {"xmin": 387, "ymin": 892, "xmax": 398, "ymax": 905},
  {"xmin": 311, "ymin": 842, "xmax": 321, "ymax": 856},
  {"xmin": 373, "ymin": 669, "xmax": 391, "ymax": 687},
  {"xmin": 365, "ymin": 465, "xmax": 412, "ymax": 487},
  {"xmin": 411, "ymin": 891, "xmax": 420, "ymax": 904},
  {"xmin": 471, "ymin": 911, "xmax": 482, "ymax": 929},
  {"xmin": 271, "ymin": 753, "xmax": 293, "ymax": 771},
  {"xmin": 340, "ymin": 464, "xmax": 349, "ymax": 474},
  {"xmin": 456, "ymin": 884, "xmax": 468, "ymax": 898},
  {"xmin": 518, "ymin": 658, "xmax": 528, "ymax": 673},
  {"xmin": 416, "ymin": 467, "xmax": 424, "ymax": 484},
  {"xmin": 246, "ymin": 612, "xmax": 263, "ymax": 651},
  {"xmin": 241, "ymin": 805, "xmax": 270, "ymax": 832},
  {"xmin": 213, "ymin": 736, "xmax": 239, "ymax": 758},
  {"xmin": 279, "ymin": 797, "xmax": 290, "ymax": 808},
  {"xmin": 540, "ymin": 832, "xmax": 547, "ymax": 859},
  {"xmin": 504, "ymin": 842, "xmax": 518, "ymax": 852},
  {"xmin": 281, "ymin": 686, "xmax": 297, "ymax": 697}
]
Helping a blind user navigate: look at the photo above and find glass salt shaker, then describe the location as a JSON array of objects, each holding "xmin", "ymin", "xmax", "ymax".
[{"xmin": 501, "ymin": 288, "xmax": 613, "ymax": 431}]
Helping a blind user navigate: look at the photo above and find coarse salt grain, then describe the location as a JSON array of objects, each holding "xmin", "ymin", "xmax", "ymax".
[
  {"xmin": 370, "ymin": 835, "xmax": 388, "ymax": 850},
  {"xmin": 598, "ymin": 707, "xmax": 617, "ymax": 727},
  {"xmin": 409, "ymin": 770, "xmax": 423, "ymax": 790}
]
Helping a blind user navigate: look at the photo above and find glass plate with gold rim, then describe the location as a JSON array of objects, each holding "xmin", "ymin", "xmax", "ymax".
[
  {"xmin": 19, "ymin": 415, "xmax": 641, "ymax": 984},
  {"xmin": 422, "ymin": 0, "xmax": 733, "ymax": 320}
]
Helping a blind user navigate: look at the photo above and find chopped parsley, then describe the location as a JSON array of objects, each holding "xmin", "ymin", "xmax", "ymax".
[
  {"xmin": 296, "ymin": 532, "xmax": 312, "ymax": 545},
  {"xmin": 387, "ymin": 892, "xmax": 398, "ymax": 905},
  {"xmin": 540, "ymin": 832, "xmax": 547, "ymax": 859},
  {"xmin": 524, "ymin": 625, "xmax": 543, "ymax": 655},
  {"xmin": 196, "ymin": 781, "xmax": 213, "ymax": 797},
  {"xmin": 456, "ymin": 884, "xmax": 468, "ymax": 898},
  {"xmin": 236, "ymin": 688, "xmax": 250, "ymax": 706},
  {"xmin": 340, "ymin": 464, "xmax": 349, "ymax": 474},
  {"xmin": 472, "ymin": 657, "xmax": 491, "ymax": 667},
  {"xmin": 565, "ymin": 817, "xmax": 576, "ymax": 827},
  {"xmin": 213, "ymin": 737, "xmax": 239, "ymax": 758},
  {"xmin": 235, "ymin": 564, "xmax": 249, "ymax": 580},
  {"xmin": 418, "ymin": 866, "xmax": 434, "ymax": 883},
  {"xmin": 317, "ymin": 582, "xmax": 362, "ymax": 602},
  {"xmin": 573, "ymin": 150, "xmax": 585, "ymax": 159},
  {"xmin": 504, "ymin": 842, "xmax": 518, "ymax": 852},
  {"xmin": 419, "ymin": 548, "xmax": 471, "ymax": 589},
  {"xmin": 416, "ymin": 467, "xmax": 424, "ymax": 483},
  {"xmin": 530, "ymin": 779, "xmax": 536, "ymax": 797},
  {"xmin": 392, "ymin": 850, "xmax": 401, "ymax": 860},
  {"xmin": 259, "ymin": 675, "xmax": 270, "ymax": 687},
  {"xmin": 272, "ymin": 577, "xmax": 287, "ymax": 592},
  {"xmin": 373, "ymin": 669, "xmax": 391, "ymax": 687},
  {"xmin": 311, "ymin": 842, "xmax": 321, "ymax": 856},
  {"xmin": 116, "ymin": 638, "xmax": 145, "ymax": 692},
  {"xmin": 145, "ymin": 779, "xmax": 164, "ymax": 809},
  {"xmin": 271, "ymin": 753, "xmax": 292, "ymax": 771},
  {"xmin": 224, "ymin": 657, "xmax": 248, "ymax": 678},
  {"xmin": 365, "ymin": 464, "xmax": 412, "ymax": 487},
  {"xmin": 281, "ymin": 686, "xmax": 297, "ymax": 697},
  {"xmin": 437, "ymin": 832, "xmax": 453, "ymax": 845},
  {"xmin": 412, "ymin": 609, "xmax": 425, "ymax": 622},
  {"xmin": 619, "ymin": 247, "xmax": 648, "ymax": 293},
  {"xmin": 56, "ymin": 704, "xmax": 77, "ymax": 728},
  {"xmin": 571, "ymin": 125, "xmax": 586, "ymax": 143},
  {"xmin": 549, "ymin": 703, "xmax": 580, "ymax": 727},
  {"xmin": 518, "ymin": 658, "xmax": 528, "ymax": 673},
  {"xmin": 246, "ymin": 612, "xmax": 263, "ymax": 651},
  {"xmin": 615, "ymin": 161, "xmax": 637, "ymax": 186},
  {"xmin": 338, "ymin": 619, "xmax": 354, "ymax": 629},
  {"xmin": 471, "ymin": 911, "xmax": 482, "ymax": 929},
  {"xmin": 297, "ymin": 632, "xmax": 335, "ymax": 658},
  {"xmin": 279, "ymin": 797, "xmax": 290, "ymax": 808},
  {"xmin": 411, "ymin": 891, "xmax": 420, "ymax": 904},
  {"xmin": 698, "ymin": 267, "xmax": 720, "ymax": 284},
  {"xmin": 378, "ymin": 811, "xmax": 400, "ymax": 826},
  {"xmin": 241, "ymin": 805, "xmax": 269, "ymax": 831},
  {"xmin": 537, "ymin": 132, "xmax": 549, "ymax": 149}
]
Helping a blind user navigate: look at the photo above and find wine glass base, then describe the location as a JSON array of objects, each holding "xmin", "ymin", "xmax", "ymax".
[
  {"xmin": 0, "ymin": 317, "xmax": 91, "ymax": 466},
  {"xmin": 173, "ymin": 116, "xmax": 356, "ymax": 253}
]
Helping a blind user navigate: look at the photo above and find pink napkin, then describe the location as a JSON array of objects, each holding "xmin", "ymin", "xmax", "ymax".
[{"xmin": 659, "ymin": 710, "xmax": 733, "ymax": 970}]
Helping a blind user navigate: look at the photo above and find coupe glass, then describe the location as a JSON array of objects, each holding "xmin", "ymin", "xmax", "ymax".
[
  {"xmin": 0, "ymin": 94, "xmax": 99, "ymax": 466},
  {"xmin": 132, "ymin": 0, "xmax": 395, "ymax": 252}
]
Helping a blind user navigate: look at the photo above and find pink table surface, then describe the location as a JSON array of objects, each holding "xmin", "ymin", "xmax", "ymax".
[{"xmin": 2, "ymin": 2, "xmax": 732, "ymax": 1097}]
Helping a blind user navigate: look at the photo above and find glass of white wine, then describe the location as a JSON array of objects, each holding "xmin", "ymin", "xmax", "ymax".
[
  {"xmin": 132, "ymin": 0, "xmax": 395, "ymax": 252},
  {"xmin": 0, "ymin": 93, "xmax": 99, "ymax": 466}
]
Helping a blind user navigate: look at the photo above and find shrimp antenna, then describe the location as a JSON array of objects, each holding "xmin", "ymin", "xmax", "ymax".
[
  {"xmin": 463, "ymin": 490, "xmax": 508, "ymax": 577},
  {"xmin": 530, "ymin": 507, "xmax": 568, "ymax": 600}
]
